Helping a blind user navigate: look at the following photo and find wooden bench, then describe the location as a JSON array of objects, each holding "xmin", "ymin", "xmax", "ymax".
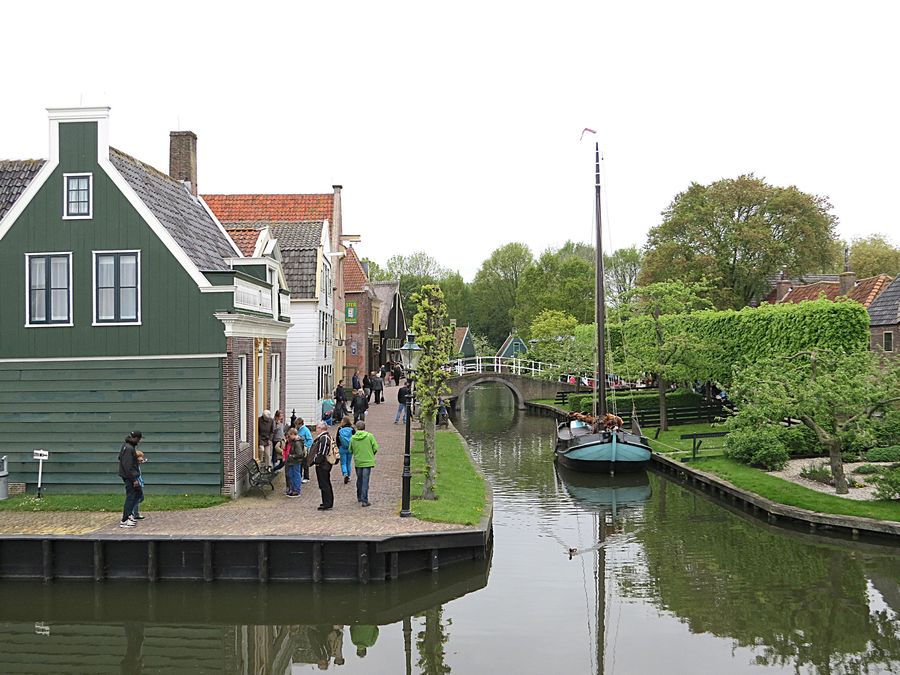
[
  {"xmin": 246, "ymin": 459, "xmax": 276, "ymax": 495},
  {"xmin": 554, "ymin": 391, "xmax": 570, "ymax": 405}
]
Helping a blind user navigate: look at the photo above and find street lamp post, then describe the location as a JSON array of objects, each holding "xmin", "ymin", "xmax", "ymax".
[{"xmin": 398, "ymin": 333, "xmax": 422, "ymax": 517}]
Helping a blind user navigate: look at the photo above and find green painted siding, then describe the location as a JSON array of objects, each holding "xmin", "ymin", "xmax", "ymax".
[
  {"xmin": 0, "ymin": 358, "xmax": 223, "ymax": 494},
  {"xmin": 233, "ymin": 263, "xmax": 268, "ymax": 281},
  {"xmin": 0, "ymin": 122, "xmax": 231, "ymax": 359}
]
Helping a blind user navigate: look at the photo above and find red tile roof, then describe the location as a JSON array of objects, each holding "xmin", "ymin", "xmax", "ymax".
[
  {"xmin": 343, "ymin": 246, "xmax": 369, "ymax": 293},
  {"xmin": 203, "ymin": 194, "xmax": 334, "ymax": 223},
  {"xmin": 225, "ymin": 228, "xmax": 261, "ymax": 257},
  {"xmin": 453, "ymin": 326, "xmax": 469, "ymax": 353},
  {"xmin": 779, "ymin": 274, "xmax": 894, "ymax": 308}
]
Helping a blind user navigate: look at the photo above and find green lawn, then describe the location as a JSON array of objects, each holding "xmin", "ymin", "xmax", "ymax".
[
  {"xmin": 693, "ymin": 458, "xmax": 900, "ymax": 522},
  {"xmin": 0, "ymin": 493, "xmax": 228, "ymax": 513},
  {"xmin": 646, "ymin": 422, "xmax": 727, "ymax": 457},
  {"xmin": 409, "ymin": 430, "xmax": 487, "ymax": 526}
]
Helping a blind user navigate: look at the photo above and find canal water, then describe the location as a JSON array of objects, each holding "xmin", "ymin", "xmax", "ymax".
[{"xmin": 0, "ymin": 382, "xmax": 898, "ymax": 674}]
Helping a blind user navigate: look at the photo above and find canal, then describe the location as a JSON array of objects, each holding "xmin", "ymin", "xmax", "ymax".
[{"xmin": 0, "ymin": 382, "xmax": 898, "ymax": 674}]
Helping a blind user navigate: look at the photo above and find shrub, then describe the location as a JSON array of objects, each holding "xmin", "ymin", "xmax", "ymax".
[
  {"xmin": 867, "ymin": 446, "xmax": 900, "ymax": 463},
  {"xmin": 853, "ymin": 464, "xmax": 886, "ymax": 475},
  {"xmin": 725, "ymin": 426, "xmax": 789, "ymax": 471},
  {"xmin": 874, "ymin": 410, "xmax": 900, "ymax": 447},
  {"xmin": 782, "ymin": 425, "xmax": 818, "ymax": 457},
  {"xmin": 800, "ymin": 462, "xmax": 833, "ymax": 485},
  {"xmin": 873, "ymin": 468, "xmax": 900, "ymax": 500}
]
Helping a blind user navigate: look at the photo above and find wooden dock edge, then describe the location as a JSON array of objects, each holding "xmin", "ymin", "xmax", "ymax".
[{"xmin": 651, "ymin": 453, "xmax": 900, "ymax": 544}]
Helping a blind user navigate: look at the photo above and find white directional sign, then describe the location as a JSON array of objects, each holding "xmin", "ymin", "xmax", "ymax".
[{"xmin": 33, "ymin": 449, "xmax": 49, "ymax": 461}]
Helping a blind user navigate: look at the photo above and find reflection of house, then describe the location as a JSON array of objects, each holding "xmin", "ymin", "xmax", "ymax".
[
  {"xmin": 0, "ymin": 108, "xmax": 290, "ymax": 495},
  {"xmin": 205, "ymin": 192, "xmax": 354, "ymax": 424},
  {"xmin": 497, "ymin": 333, "xmax": 528, "ymax": 358},
  {"xmin": 452, "ymin": 325, "xmax": 476, "ymax": 358},
  {"xmin": 372, "ymin": 281, "xmax": 406, "ymax": 365},
  {"xmin": 344, "ymin": 247, "xmax": 382, "ymax": 375},
  {"xmin": 867, "ymin": 276, "xmax": 899, "ymax": 355}
]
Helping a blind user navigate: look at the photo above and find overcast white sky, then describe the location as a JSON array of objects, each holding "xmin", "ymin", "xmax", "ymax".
[{"xmin": 3, "ymin": 1, "xmax": 898, "ymax": 279}]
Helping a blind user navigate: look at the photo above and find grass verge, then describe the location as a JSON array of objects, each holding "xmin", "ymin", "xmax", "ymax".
[
  {"xmin": 0, "ymin": 493, "xmax": 228, "ymax": 513},
  {"xmin": 693, "ymin": 458, "xmax": 900, "ymax": 522},
  {"xmin": 646, "ymin": 422, "xmax": 727, "ymax": 456},
  {"xmin": 409, "ymin": 430, "xmax": 487, "ymax": 526}
]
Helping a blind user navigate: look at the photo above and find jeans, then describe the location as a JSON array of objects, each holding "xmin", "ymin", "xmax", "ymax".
[
  {"xmin": 122, "ymin": 478, "xmax": 142, "ymax": 522},
  {"xmin": 286, "ymin": 463, "xmax": 302, "ymax": 494},
  {"xmin": 356, "ymin": 466, "xmax": 372, "ymax": 504},
  {"xmin": 339, "ymin": 448, "xmax": 352, "ymax": 477},
  {"xmin": 394, "ymin": 403, "xmax": 408, "ymax": 423},
  {"xmin": 374, "ymin": 390, "xmax": 382, "ymax": 404},
  {"xmin": 131, "ymin": 484, "xmax": 145, "ymax": 517}
]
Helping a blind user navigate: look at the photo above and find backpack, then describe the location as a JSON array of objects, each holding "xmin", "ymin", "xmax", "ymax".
[{"xmin": 325, "ymin": 436, "xmax": 339, "ymax": 465}]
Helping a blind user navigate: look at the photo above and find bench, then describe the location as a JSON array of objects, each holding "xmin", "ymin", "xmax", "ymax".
[
  {"xmin": 679, "ymin": 431, "xmax": 728, "ymax": 461},
  {"xmin": 554, "ymin": 391, "xmax": 570, "ymax": 405},
  {"xmin": 246, "ymin": 459, "xmax": 276, "ymax": 495}
]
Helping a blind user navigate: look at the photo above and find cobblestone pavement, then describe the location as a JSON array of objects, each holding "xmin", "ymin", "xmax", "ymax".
[{"xmin": 0, "ymin": 391, "xmax": 471, "ymax": 538}]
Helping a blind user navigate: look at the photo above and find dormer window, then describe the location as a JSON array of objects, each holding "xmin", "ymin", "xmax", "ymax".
[{"xmin": 63, "ymin": 173, "xmax": 92, "ymax": 219}]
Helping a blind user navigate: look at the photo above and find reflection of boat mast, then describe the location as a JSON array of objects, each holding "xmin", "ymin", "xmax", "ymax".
[{"xmin": 595, "ymin": 511, "xmax": 606, "ymax": 675}]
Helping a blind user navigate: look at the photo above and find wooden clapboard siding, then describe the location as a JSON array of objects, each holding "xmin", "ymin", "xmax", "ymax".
[
  {"xmin": 0, "ymin": 121, "xmax": 230, "ymax": 360},
  {"xmin": 286, "ymin": 300, "xmax": 325, "ymax": 423},
  {"xmin": 0, "ymin": 623, "xmax": 229, "ymax": 673},
  {"xmin": 0, "ymin": 358, "xmax": 223, "ymax": 494}
]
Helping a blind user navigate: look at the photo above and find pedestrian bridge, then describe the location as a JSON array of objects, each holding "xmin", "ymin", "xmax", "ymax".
[{"xmin": 447, "ymin": 357, "xmax": 582, "ymax": 410}]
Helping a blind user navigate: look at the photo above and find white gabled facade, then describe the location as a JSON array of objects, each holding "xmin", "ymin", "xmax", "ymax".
[{"xmin": 285, "ymin": 224, "xmax": 335, "ymax": 424}]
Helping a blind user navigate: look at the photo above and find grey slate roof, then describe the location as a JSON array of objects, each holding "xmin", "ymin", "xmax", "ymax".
[
  {"xmin": 109, "ymin": 148, "xmax": 236, "ymax": 272},
  {"xmin": 867, "ymin": 276, "xmax": 900, "ymax": 326},
  {"xmin": 372, "ymin": 281, "xmax": 401, "ymax": 331},
  {"xmin": 0, "ymin": 160, "xmax": 45, "ymax": 221},
  {"xmin": 269, "ymin": 223, "xmax": 324, "ymax": 300}
]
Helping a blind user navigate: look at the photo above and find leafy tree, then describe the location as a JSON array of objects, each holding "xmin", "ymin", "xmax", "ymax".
[
  {"xmin": 360, "ymin": 257, "xmax": 388, "ymax": 281},
  {"xmin": 416, "ymin": 606, "xmax": 451, "ymax": 675},
  {"xmin": 439, "ymin": 271, "xmax": 472, "ymax": 327},
  {"xmin": 848, "ymin": 233, "xmax": 900, "ymax": 278},
  {"xmin": 471, "ymin": 333, "xmax": 496, "ymax": 357},
  {"xmin": 410, "ymin": 284, "xmax": 453, "ymax": 500},
  {"xmin": 640, "ymin": 174, "xmax": 840, "ymax": 309},
  {"xmin": 513, "ymin": 243, "xmax": 595, "ymax": 334},
  {"xmin": 726, "ymin": 350, "xmax": 900, "ymax": 493},
  {"xmin": 528, "ymin": 310, "xmax": 578, "ymax": 366},
  {"xmin": 619, "ymin": 281, "xmax": 714, "ymax": 430},
  {"xmin": 378, "ymin": 252, "xmax": 452, "ymax": 317},
  {"xmin": 604, "ymin": 245, "xmax": 641, "ymax": 307},
  {"xmin": 469, "ymin": 242, "xmax": 534, "ymax": 346}
]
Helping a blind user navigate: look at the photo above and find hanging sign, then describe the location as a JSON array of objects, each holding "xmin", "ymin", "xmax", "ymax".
[{"xmin": 345, "ymin": 302, "xmax": 358, "ymax": 324}]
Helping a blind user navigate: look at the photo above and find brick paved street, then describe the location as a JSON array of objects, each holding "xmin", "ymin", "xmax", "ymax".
[{"xmin": 0, "ymin": 390, "xmax": 470, "ymax": 537}]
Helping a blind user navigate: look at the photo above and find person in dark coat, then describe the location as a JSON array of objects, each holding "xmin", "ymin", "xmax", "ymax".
[
  {"xmin": 392, "ymin": 364, "xmax": 403, "ymax": 388},
  {"xmin": 309, "ymin": 422, "xmax": 335, "ymax": 510},
  {"xmin": 351, "ymin": 371, "xmax": 361, "ymax": 391},
  {"xmin": 362, "ymin": 373, "xmax": 372, "ymax": 402},
  {"xmin": 117, "ymin": 431, "xmax": 143, "ymax": 528},
  {"xmin": 334, "ymin": 381, "xmax": 346, "ymax": 405},
  {"xmin": 371, "ymin": 371, "xmax": 384, "ymax": 404},
  {"xmin": 351, "ymin": 388, "xmax": 368, "ymax": 423}
]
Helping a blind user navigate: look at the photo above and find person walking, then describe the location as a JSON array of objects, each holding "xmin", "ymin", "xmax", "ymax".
[
  {"xmin": 257, "ymin": 410, "xmax": 275, "ymax": 468},
  {"xmin": 392, "ymin": 364, "xmax": 403, "ymax": 389},
  {"xmin": 309, "ymin": 422, "xmax": 335, "ymax": 510},
  {"xmin": 371, "ymin": 371, "xmax": 384, "ymax": 404},
  {"xmin": 271, "ymin": 410, "xmax": 286, "ymax": 471},
  {"xmin": 131, "ymin": 450, "xmax": 148, "ymax": 520},
  {"xmin": 334, "ymin": 380, "xmax": 346, "ymax": 407},
  {"xmin": 352, "ymin": 370, "xmax": 361, "ymax": 391},
  {"xmin": 296, "ymin": 418, "xmax": 313, "ymax": 483},
  {"xmin": 394, "ymin": 381, "xmax": 410, "ymax": 424},
  {"xmin": 337, "ymin": 415, "xmax": 354, "ymax": 484},
  {"xmin": 284, "ymin": 428, "xmax": 305, "ymax": 497},
  {"xmin": 351, "ymin": 388, "xmax": 368, "ymax": 424},
  {"xmin": 117, "ymin": 431, "xmax": 143, "ymax": 528},
  {"xmin": 362, "ymin": 372, "xmax": 372, "ymax": 402},
  {"xmin": 349, "ymin": 421, "xmax": 378, "ymax": 507}
]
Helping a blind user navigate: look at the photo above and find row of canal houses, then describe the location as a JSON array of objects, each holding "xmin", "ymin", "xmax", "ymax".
[{"xmin": 0, "ymin": 107, "xmax": 405, "ymax": 496}]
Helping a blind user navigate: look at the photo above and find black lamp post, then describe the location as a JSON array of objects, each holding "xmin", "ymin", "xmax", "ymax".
[{"xmin": 398, "ymin": 332, "xmax": 422, "ymax": 517}]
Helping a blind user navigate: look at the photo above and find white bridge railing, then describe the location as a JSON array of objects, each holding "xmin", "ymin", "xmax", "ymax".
[{"xmin": 451, "ymin": 356, "xmax": 558, "ymax": 378}]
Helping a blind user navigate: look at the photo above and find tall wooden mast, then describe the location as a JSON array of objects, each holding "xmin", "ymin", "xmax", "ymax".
[{"xmin": 594, "ymin": 143, "xmax": 607, "ymax": 418}]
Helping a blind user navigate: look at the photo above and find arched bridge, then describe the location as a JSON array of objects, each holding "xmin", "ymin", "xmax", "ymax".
[{"xmin": 447, "ymin": 357, "xmax": 583, "ymax": 410}]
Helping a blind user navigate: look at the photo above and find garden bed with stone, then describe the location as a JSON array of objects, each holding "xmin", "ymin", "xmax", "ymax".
[{"xmin": 769, "ymin": 458, "xmax": 897, "ymax": 501}]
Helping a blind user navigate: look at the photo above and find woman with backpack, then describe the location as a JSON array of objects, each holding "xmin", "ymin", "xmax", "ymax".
[{"xmin": 337, "ymin": 415, "xmax": 354, "ymax": 484}]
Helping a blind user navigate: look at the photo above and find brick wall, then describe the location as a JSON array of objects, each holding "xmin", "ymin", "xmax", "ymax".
[
  {"xmin": 346, "ymin": 290, "xmax": 373, "ymax": 376},
  {"xmin": 222, "ymin": 336, "xmax": 288, "ymax": 498},
  {"xmin": 870, "ymin": 325, "xmax": 897, "ymax": 357}
]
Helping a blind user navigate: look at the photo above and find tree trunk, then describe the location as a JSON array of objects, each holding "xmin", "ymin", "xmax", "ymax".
[
  {"xmin": 658, "ymin": 376, "xmax": 669, "ymax": 432},
  {"xmin": 826, "ymin": 438, "xmax": 849, "ymax": 495},
  {"xmin": 422, "ymin": 414, "xmax": 437, "ymax": 500}
]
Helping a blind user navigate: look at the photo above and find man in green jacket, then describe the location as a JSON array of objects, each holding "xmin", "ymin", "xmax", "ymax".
[{"xmin": 349, "ymin": 421, "xmax": 379, "ymax": 507}]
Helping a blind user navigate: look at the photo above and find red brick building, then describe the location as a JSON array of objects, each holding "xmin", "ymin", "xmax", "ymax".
[{"xmin": 344, "ymin": 247, "xmax": 382, "ymax": 377}]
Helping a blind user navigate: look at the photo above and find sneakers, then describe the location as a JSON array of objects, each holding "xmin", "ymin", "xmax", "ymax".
[
  {"xmin": 133, "ymin": 515, "xmax": 146, "ymax": 520},
  {"xmin": 286, "ymin": 492, "xmax": 301, "ymax": 498},
  {"xmin": 361, "ymin": 502, "xmax": 371, "ymax": 507},
  {"xmin": 119, "ymin": 519, "xmax": 137, "ymax": 528},
  {"xmin": 302, "ymin": 478, "xmax": 310, "ymax": 483},
  {"xmin": 344, "ymin": 475, "xmax": 350, "ymax": 484}
]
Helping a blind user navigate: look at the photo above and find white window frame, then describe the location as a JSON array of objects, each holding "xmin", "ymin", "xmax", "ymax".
[
  {"xmin": 270, "ymin": 353, "xmax": 281, "ymax": 414},
  {"xmin": 885, "ymin": 331, "xmax": 894, "ymax": 353},
  {"xmin": 62, "ymin": 173, "xmax": 93, "ymax": 220},
  {"xmin": 238, "ymin": 355, "xmax": 248, "ymax": 442},
  {"xmin": 92, "ymin": 250, "xmax": 142, "ymax": 326},
  {"xmin": 25, "ymin": 252, "xmax": 73, "ymax": 328}
]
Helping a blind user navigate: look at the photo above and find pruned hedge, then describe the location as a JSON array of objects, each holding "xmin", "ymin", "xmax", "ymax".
[{"xmin": 567, "ymin": 388, "xmax": 703, "ymax": 414}]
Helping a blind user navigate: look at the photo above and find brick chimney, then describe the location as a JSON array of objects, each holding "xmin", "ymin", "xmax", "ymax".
[
  {"xmin": 169, "ymin": 131, "xmax": 198, "ymax": 196},
  {"xmin": 839, "ymin": 245, "xmax": 856, "ymax": 296},
  {"xmin": 774, "ymin": 279, "xmax": 792, "ymax": 303}
]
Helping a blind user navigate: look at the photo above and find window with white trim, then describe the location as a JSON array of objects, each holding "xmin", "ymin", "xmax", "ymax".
[
  {"xmin": 238, "ymin": 356, "xmax": 248, "ymax": 442},
  {"xmin": 94, "ymin": 252, "xmax": 140, "ymax": 324},
  {"xmin": 27, "ymin": 253, "xmax": 72, "ymax": 325},
  {"xmin": 270, "ymin": 353, "xmax": 281, "ymax": 414},
  {"xmin": 64, "ymin": 173, "xmax": 92, "ymax": 219},
  {"xmin": 885, "ymin": 331, "xmax": 894, "ymax": 353}
]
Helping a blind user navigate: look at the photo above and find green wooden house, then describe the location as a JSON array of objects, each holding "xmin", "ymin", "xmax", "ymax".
[
  {"xmin": 497, "ymin": 333, "xmax": 528, "ymax": 359},
  {"xmin": 0, "ymin": 107, "xmax": 291, "ymax": 496}
]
